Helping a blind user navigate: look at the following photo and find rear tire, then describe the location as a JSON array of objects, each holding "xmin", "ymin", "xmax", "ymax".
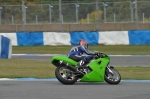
[
  {"xmin": 105, "ymin": 68, "xmax": 121, "ymax": 84},
  {"xmin": 55, "ymin": 66, "xmax": 78, "ymax": 85}
]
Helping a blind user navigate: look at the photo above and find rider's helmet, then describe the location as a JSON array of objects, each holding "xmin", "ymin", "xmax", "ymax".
[{"xmin": 79, "ymin": 39, "xmax": 88, "ymax": 49}]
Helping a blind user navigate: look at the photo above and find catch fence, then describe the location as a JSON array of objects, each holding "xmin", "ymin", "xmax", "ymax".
[{"xmin": 0, "ymin": 0, "xmax": 150, "ymax": 31}]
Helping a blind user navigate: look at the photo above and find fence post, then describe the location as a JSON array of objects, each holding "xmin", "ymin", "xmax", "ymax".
[
  {"xmin": 59, "ymin": 0, "xmax": 62, "ymax": 32},
  {"xmin": 22, "ymin": 0, "xmax": 25, "ymax": 31},
  {"xmin": 96, "ymin": 0, "xmax": 99, "ymax": 31},
  {"xmin": 135, "ymin": 0, "xmax": 138, "ymax": 29}
]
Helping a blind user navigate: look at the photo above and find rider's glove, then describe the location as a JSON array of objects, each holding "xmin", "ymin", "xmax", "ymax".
[{"xmin": 94, "ymin": 52, "xmax": 99, "ymax": 55}]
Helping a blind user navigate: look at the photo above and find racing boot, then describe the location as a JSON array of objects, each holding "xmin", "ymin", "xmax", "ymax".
[{"xmin": 76, "ymin": 60, "xmax": 85, "ymax": 72}]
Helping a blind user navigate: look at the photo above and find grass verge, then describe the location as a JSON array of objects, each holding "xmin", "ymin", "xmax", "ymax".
[
  {"xmin": 12, "ymin": 45, "xmax": 150, "ymax": 55},
  {"xmin": 0, "ymin": 59, "xmax": 150, "ymax": 80},
  {"xmin": 0, "ymin": 59, "xmax": 56, "ymax": 78}
]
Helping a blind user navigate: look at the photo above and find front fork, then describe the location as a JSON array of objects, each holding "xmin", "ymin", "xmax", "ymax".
[{"xmin": 106, "ymin": 66, "xmax": 114, "ymax": 75}]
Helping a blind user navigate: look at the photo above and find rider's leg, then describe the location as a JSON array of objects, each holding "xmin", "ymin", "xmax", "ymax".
[
  {"xmin": 68, "ymin": 55, "xmax": 85, "ymax": 69},
  {"xmin": 76, "ymin": 55, "xmax": 93, "ymax": 71},
  {"xmin": 68, "ymin": 55, "xmax": 90, "ymax": 72},
  {"xmin": 77, "ymin": 60, "xmax": 85, "ymax": 68},
  {"xmin": 76, "ymin": 56, "xmax": 89, "ymax": 70},
  {"xmin": 68, "ymin": 55, "xmax": 82, "ymax": 62}
]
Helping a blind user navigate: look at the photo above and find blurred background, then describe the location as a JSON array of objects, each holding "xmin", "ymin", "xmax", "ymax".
[{"xmin": 0, "ymin": 0, "xmax": 149, "ymax": 32}]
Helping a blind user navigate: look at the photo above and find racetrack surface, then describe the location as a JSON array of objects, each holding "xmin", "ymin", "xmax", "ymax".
[{"xmin": 0, "ymin": 80, "xmax": 150, "ymax": 99}]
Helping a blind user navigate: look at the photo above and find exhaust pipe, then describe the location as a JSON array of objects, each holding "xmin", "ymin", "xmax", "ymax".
[
  {"xmin": 66, "ymin": 64, "xmax": 77, "ymax": 72},
  {"xmin": 59, "ymin": 61, "xmax": 84, "ymax": 75},
  {"xmin": 60, "ymin": 61, "xmax": 77, "ymax": 72}
]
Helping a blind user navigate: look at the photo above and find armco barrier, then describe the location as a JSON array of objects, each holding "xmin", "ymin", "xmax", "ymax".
[
  {"xmin": 0, "ymin": 33, "xmax": 17, "ymax": 46},
  {"xmin": 0, "ymin": 30, "xmax": 150, "ymax": 46},
  {"xmin": 98, "ymin": 31, "xmax": 129, "ymax": 45},
  {"xmin": 17, "ymin": 32, "xmax": 44, "ymax": 46},
  {"xmin": 128, "ymin": 30, "xmax": 150, "ymax": 45},
  {"xmin": 0, "ymin": 35, "xmax": 12, "ymax": 58},
  {"xmin": 43, "ymin": 32, "xmax": 71, "ymax": 45},
  {"xmin": 70, "ymin": 31, "xmax": 99, "ymax": 45}
]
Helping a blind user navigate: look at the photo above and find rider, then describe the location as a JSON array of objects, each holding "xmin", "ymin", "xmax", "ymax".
[{"xmin": 67, "ymin": 39, "xmax": 97, "ymax": 71}]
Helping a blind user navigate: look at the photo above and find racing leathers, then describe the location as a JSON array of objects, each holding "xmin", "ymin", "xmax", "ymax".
[{"xmin": 67, "ymin": 45, "xmax": 95, "ymax": 68}]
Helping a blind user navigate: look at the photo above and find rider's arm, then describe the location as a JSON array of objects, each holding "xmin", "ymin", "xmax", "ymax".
[{"xmin": 80, "ymin": 46, "xmax": 95, "ymax": 55}]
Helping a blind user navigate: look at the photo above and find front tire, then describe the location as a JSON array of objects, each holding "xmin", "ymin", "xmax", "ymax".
[
  {"xmin": 55, "ymin": 66, "xmax": 78, "ymax": 85},
  {"xmin": 105, "ymin": 67, "xmax": 121, "ymax": 84}
]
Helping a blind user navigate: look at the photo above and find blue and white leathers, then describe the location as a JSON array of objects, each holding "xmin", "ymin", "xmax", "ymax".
[{"xmin": 67, "ymin": 45, "xmax": 95, "ymax": 62}]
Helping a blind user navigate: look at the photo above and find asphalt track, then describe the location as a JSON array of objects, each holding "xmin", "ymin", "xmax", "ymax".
[
  {"xmin": 1, "ymin": 54, "xmax": 149, "ymax": 99},
  {"xmin": 0, "ymin": 80, "xmax": 150, "ymax": 99}
]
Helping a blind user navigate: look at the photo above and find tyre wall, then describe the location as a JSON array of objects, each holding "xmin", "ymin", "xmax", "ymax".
[
  {"xmin": 0, "ymin": 30, "xmax": 150, "ymax": 46},
  {"xmin": 0, "ymin": 35, "xmax": 12, "ymax": 58}
]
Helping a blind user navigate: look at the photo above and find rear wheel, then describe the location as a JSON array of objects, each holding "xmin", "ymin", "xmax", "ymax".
[
  {"xmin": 55, "ymin": 66, "xmax": 78, "ymax": 85},
  {"xmin": 105, "ymin": 67, "xmax": 121, "ymax": 84}
]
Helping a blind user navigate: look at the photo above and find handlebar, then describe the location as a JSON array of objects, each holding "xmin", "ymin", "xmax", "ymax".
[{"xmin": 93, "ymin": 52, "xmax": 108, "ymax": 59}]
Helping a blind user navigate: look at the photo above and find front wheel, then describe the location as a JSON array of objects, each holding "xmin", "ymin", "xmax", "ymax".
[
  {"xmin": 105, "ymin": 67, "xmax": 121, "ymax": 84},
  {"xmin": 55, "ymin": 66, "xmax": 78, "ymax": 85}
]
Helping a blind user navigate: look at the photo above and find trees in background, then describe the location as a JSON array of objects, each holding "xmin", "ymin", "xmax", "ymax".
[{"xmin": 0, "ymin": 0, "xmax": 150, "ymax": 24}]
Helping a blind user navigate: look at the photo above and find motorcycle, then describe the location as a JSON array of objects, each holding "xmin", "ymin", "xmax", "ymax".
[{"xmin": 51, "ymin": 51, "xmax": 121, "ymax": 85}]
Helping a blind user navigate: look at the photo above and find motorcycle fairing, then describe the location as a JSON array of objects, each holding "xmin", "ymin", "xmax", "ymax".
[{"xmin": 80, "ymin": 57, "xmax": 110, "ymax": 82}]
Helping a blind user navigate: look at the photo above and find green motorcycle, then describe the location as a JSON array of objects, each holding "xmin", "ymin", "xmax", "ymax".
[{"xmin": 51, "ymin": 52, "xmax": 121, "ymax": 85}]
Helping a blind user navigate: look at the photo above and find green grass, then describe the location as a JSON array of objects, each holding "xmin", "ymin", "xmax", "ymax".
[
  {"xmin": 0, "ymin": 59, "xmax": 150, "ymax": 80},
  {"xmin": 0, "ymin": 59, "xmax": 56, "ymax": 78},
  {"xmin": 0, "ymin": 45, "xmax": 149, "ymax": 79},
  {"xmin": 116, "ymin": 67, "xmax": 150, "ymax": 80},
  {"xmin": 12, "ymin": 45, "xmax": 150, "ymax": 55}
]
